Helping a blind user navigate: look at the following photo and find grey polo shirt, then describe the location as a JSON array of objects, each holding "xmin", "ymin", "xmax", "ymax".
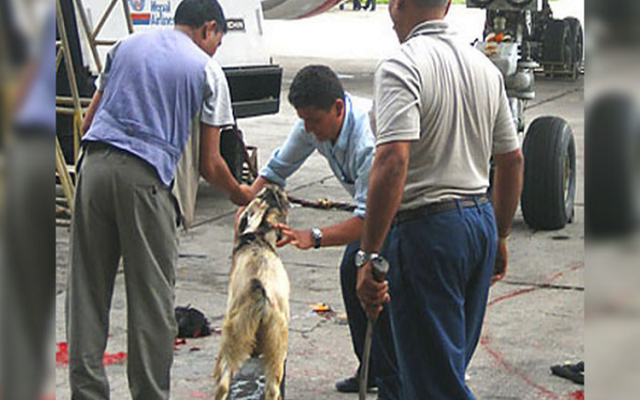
[{"xmin": 373, "ymin": 20, "xmax": 519, "ymax": 211}]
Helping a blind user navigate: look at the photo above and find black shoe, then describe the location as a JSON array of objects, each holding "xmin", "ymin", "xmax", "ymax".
[
  {"xmin": 551, "ymin": 361, "xmax": 584, "ymax": 385},
  {"xmin": 335, "ymin": 375, "xmax": 376, "ymax": 393}
]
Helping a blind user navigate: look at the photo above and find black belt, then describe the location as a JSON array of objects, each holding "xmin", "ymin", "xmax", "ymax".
[{"xmin": 393, "ymin": 195, "xmax": 490, "ymax": 226}]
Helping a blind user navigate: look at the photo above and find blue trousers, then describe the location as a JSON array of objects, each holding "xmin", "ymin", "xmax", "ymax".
[
  {"xmin": 387, "ymin": 201, "xmax": 497, "ymax": 400},
  {"xmin": 341, "ymin": 241, "xmax": 400, "ymax": 400}
]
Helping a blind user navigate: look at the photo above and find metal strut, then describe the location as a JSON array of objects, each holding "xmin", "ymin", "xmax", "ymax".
[{"xmin": 55, "ymin": 0, "xmax": 134, "ymax": 218}]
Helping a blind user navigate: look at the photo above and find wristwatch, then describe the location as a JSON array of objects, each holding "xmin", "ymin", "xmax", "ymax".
[
  {"xmin": 310, "ymin": 227, "xmax": 323, "ymax": 249},
  {"xmin": 355, "ymin": 250, "xmax": 390, "ymax": 277},
  {"xmin": 355, "ymin": 249, "xmax": 379, "ymax": 268}
]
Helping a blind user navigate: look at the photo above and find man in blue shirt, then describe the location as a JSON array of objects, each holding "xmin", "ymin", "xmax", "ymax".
[
  {"xmin": 66, "ymin": 0, "xmax": 252, "ymax": 399},
  {"xmin": 249, "ymin": 65, "xmax": 399, "ymax": 400}
]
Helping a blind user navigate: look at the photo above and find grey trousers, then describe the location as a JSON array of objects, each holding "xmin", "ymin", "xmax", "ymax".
[{"xmin": 66, "ymin": 143, "xmax": 178, "ymax": 400}]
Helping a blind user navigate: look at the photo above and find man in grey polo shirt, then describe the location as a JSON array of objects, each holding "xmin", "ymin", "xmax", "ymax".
[
  {"xmin": 356, "ymin": 0, "xmax": 524, "ymax": 399},
  {"xmin": 66, "ymin": 0, "xmax": 252, "ymax": 399}
]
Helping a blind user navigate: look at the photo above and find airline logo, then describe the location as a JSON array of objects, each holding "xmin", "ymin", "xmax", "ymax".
[
  {"xmin": 130, "ymin": 0, "xmax": 145, "ymax": 11},
  {"xmin": 131, "ymin": 0, "xmax": 173, "ymax": 26},
  {"xmin": 132, "ymin": 13, "xmax": 151, "ymax": 25}
]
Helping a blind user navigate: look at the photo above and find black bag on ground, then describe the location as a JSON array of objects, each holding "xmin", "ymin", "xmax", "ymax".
[{"xmin": 175, "ymin": 305, "xmax": 212, "ymax": 338}]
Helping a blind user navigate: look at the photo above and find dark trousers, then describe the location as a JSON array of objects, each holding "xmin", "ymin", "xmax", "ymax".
[
  {"xmin": 0, "ymin": 131, "xmax": 55, "ymax": 400},
  {"xmin": 341, "ymin": 241, "xmax": 400, "ymax": 400},
  {"xmin": 387, "ymin": 201, "xmax": 497, "ymax": 400},
  {"xmin": 364, "ymin": 0, "xmax": 376, "ymax": 10}
]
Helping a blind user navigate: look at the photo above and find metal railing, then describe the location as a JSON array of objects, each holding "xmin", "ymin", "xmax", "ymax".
[{"xmin": 55, "ymin": 0, "xmax": 133, "ymax": 214}]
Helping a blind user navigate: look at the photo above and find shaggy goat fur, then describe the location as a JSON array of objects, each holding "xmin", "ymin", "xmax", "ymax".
[{"xmin": 213, "ymin": 185, "xmax": 290, "ymax": 400}]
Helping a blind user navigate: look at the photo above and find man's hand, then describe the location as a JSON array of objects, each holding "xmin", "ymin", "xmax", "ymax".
[
  {"xmin": 230, "ymin": 184, "xmax": 253, "ymax": 206},
  {"xmin": 491, "ymin": 237, "xmax": 508, "ymax": 285},
  {"xmin": 356, "ymin": 262, "xmax": 390, "ymax": 321},
  {"xmin": 272, "ymin": 224, "xmax": 313, "ymax": 249}
]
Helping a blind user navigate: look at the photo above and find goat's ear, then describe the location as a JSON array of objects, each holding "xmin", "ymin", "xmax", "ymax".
[
  {"xmin": 238, "ymin": 212, "xmax": 248, "ymax": 234},
  {"xmin": 240, "ymin": 202, "xmax": 268, "ymax": 235}
]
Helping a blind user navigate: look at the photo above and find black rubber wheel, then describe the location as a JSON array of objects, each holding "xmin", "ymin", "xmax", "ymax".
[
  {"xmin": 542, "ymin": 19, "xmax": 571, "ymax": 67},
  {"xmin": 220, "ymin": 128, "xmax": 245, "ymax": 183},
  {"xmin": 586, "ymin": 94, "xmax": 640, "ymax": 237},
  {"xmin": 564, "ymin": 17, "xmax": 583, "ymax": 80},
  {"xmin": 521, "ymin": 116, "xmax": 576, "ymax": 230}
]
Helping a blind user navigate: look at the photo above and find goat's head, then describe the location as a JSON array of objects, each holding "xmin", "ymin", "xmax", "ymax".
[{"xmin": 237, "ymin": 184, "xmax": 289, "ymax": 246}]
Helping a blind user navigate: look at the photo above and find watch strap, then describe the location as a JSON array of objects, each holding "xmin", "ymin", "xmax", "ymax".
[{"xmin": 311, "ymin": 227, "xmax": 322, "ymax": 249}]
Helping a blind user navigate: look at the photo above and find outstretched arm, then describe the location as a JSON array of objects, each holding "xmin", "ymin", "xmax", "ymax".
[
  {"xmin": 199, "ymin": 123, "xmax": 253, "ymax": 206},
  {"xmin": 274, "ymin": 216, "xmax": 363, "ymax": 250}
]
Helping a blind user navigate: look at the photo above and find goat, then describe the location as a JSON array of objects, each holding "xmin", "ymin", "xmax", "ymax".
[{"xmin": 214, "ymin": 185, "xmax": 290, "ymax": 400}]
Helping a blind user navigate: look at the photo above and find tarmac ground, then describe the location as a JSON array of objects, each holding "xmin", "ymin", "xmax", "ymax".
[{"xmin": 55, "ymin": 3, "xmax": 584, "ymax": 399}]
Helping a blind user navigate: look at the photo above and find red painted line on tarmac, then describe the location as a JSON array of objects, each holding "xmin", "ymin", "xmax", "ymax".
[
  {"xmin": 102, "ymin": 351, "xmax": 127, "ymax": 365},
  {"xmin": 480, "ymin": 335, "xmax": 559, "ymax": 399},
  {"xmin": 547, "ymin": 262, "xmax": 583, "ymax": 282},
  {"xmin": 481, "ymin": 262, "xmax": 584, "ymax": 399},
  {"xmin": 569, "ymin": 391, "xmax": 584, "ymax": 400},
  {"xmin": 56, "ymin": 342, "xmax": 69, "ymax": 365},
  {"xmin": 487, "ymin": 287, "xmax": 537, "ymax": 307},
  {"xmin": 56, "ymin": 342, "xmax": 127, "ymax": 366}
]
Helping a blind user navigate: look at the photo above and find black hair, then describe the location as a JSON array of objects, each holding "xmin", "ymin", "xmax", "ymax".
[
  {"xmin": 174, "ymin": 0, "xmax": 227, "ymax": 33},
  {"xmin": 288, "ymin": 65, "xmax": 345, "ymax": 112}
]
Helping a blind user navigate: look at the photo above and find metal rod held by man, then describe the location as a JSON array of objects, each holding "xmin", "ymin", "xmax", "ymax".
[{"xmin": 359, "ymin": 257, "xmax": 389, "ymax": 400}]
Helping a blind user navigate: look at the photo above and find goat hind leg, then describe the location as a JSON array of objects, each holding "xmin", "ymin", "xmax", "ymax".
[
  {"xmin": 213, "ymin": 325, "xmax": 254, "ymax": 400},
  {"xmin": 213, "ymin": 353, "xmax": 233, "ymax": 400},
  {"xmin": 261, "ymin": 317, "xmax": 288, "ymax": 400}
]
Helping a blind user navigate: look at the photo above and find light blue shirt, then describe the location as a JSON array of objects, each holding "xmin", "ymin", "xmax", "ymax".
[{"xmin": 260, "ymin": 93, "xmax": 374, "ymax": 218}]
